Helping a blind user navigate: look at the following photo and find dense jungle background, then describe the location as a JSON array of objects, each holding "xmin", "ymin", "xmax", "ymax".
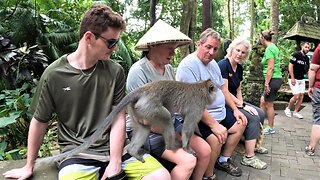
[{"xmin": 0, "ymin": 0, "xmax": 319, "ymax": 160}]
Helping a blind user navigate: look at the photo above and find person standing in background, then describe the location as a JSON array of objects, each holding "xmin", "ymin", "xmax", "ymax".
[
  {"xmin": 305, "ymin": 43, "xmax": 320, "ymax": 156},
  {"xmin": 284, "ymin": 42, "xmax": 310, "ymax": 119},
  {"xmin": 259, "ymin": 30, "xmax": 283, "ymax": 135}
]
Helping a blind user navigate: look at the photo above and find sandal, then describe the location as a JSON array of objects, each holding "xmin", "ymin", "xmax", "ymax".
[
  {"xmin": 255, "ymin": 146, "xmax": 268, "ymax": 154},
  {"xmin": 203, "ymin": 173, "xmax": 218, "ymax": 180},
  {"xmin": 305, "ymin": 146, "xmax": 315, "ymax": 156}
]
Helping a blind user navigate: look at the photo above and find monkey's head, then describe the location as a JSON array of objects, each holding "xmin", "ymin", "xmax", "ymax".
[{"xmin": 205, "ymin": 79, "xmax": 217, "ymax": 104}]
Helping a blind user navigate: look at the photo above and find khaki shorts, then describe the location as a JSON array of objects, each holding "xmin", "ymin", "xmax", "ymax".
[{"xmin": 288, "ymin": 79, "xmax": 305, "ymax": 95}]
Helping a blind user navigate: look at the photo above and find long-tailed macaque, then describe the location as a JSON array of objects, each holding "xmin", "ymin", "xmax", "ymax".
[{"xmin": 36, "ymin": 79, "xmax": 216, "ymax": 165}]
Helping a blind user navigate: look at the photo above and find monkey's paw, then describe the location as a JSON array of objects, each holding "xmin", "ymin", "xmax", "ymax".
[
  {"xmin": 166, "ymin": 141, "xmax": 181, "ymax": 150},
  {"xmin": 183, "ymin": 147, "xmax": 196, "ymax": 156},
  {"xmin": 128, "ymin": 148, "xmax": 146, "ymax": 163}
]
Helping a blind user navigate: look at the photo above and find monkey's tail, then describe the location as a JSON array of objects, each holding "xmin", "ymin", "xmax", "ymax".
[{"xmin": 35, "ymin": 90, "xmax": 141, "ymax": 167}]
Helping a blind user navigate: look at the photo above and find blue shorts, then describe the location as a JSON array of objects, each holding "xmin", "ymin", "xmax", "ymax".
[{"xmin": 198, "ymin": 107, "xmax": 236, "ymax": 139}]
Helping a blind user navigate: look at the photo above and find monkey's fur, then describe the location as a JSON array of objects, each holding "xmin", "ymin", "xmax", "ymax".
[
  {"xmin": 36, "ymin": 79, "xmax": 216, "ymax": 165},
  {"xmin": 235, "ymin": 123, "xmax": 265, "ymax": 154}
]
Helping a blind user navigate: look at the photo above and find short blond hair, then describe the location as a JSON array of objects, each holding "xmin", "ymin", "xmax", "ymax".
[{"xmin": 226, "ymin": 37, "xmax": 251, "ymax": 60}]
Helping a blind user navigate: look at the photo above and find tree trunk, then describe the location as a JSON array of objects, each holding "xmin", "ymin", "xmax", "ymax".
[
  {"xmin": 227, "ymin": 0, "xmax": 235, "ymax": 39},
  {"xmin": 180, "ymin": 0, "xmax": 197, "ymax": 59},
  {"xmin": 270, "ymin": 0, "xmax": 279, "ymax": 43},
  {"xmin": 150, "ymin": 0, "xmax": 156, "ymax": 26},
  {"xmin": 250, "ymin": 0, "xmax": 256, "ymax": 45},
  {"xmin": 190, "ymin": 0, "xmax": 197, "ymax": 53},
  {"xmin": 202, "ymin": 0, "xmax": 212, "ymax": 31}
]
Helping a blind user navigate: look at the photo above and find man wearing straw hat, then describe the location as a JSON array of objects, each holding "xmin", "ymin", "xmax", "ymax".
[
  {"xmin": 176, "ymin": 28, "xmax": 247, "ymax": 177},
  {"xmin": 126, "ymin": 19, "xmax": 213, "ymax": 180}
]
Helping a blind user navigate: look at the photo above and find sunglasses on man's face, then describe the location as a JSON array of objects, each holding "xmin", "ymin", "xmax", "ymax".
[{"xmin": 93, "ymin": 33, "xmax": 119, "ymax": 49}]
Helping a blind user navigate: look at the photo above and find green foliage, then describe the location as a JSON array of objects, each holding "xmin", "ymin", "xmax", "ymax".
[
  {"xmin": 5, "ymin": 149, "xmax": 23, "ymax": 160},
  {"xmin": 0, "ymin": 82, "xmax": 57, "ymax": 160},
  {"xmin": 112, "ymin": 39, "xmax": 133, "ymax": 75},
  {"xmin": 0, "ymin": 141, "xmax": 7, "ymax": 160},
  {"xmin": 212, "ymin": 0, "xmax": 227, "ymax": 37},
  {"xmin": 0, "ymin": 0, "xmax": 39, "ymax": 45},
  {"xmin": 255, "ymin": 1, "xmax": 270, "ymax": 34},
  {"xmin": 279, "ymin": 0, "xmax": 317, "ymax": 32},
  {"xmin": 38, "ymin": 128, "xmax": 57, "ymax": 158},
  {"xmin": 0, "ymin": 36, "xmax": 49, "ymax": 90},
  {"xmin": 278, "ymin": 39, "xmax": 296, "ymax": 83},
  {"xmin": 0, "ymin": 83, "xmax": 33, "ymax": 155}
]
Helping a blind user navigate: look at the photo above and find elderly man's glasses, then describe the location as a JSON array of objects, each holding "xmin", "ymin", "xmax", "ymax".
[{"xmin": 93, "ymin": 33, "xmax": 119, "ymax": 49}]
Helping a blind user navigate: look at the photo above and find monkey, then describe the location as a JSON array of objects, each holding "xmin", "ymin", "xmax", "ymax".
[
  {"xmin": 301, "ymin": 13, "xmax": 316, "ymax": 24},
  {"xmin": 36, "ymin": 79, "xmax": 216, "ymax": 165}
]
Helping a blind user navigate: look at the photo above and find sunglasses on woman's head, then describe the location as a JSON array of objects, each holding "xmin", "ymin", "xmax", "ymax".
[{"xmin": 93, "ymin": 33, "xmax": 119, "ymax": 49}]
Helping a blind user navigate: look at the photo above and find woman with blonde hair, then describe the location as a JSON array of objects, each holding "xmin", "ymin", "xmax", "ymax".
[{"xmin": 218, "ymin": 37, "xmax": 267, "ymax": 170}]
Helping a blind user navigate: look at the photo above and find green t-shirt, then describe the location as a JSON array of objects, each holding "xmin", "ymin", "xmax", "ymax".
[
  {"xmin": 29, "ymin": 55, "xmax": 126, "ymax": 157},
  {"xmin": 261, "ymin": 43, "xmax": 282, "ymax": 78}
]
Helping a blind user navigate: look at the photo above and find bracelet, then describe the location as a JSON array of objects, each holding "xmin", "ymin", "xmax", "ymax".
[
  {"xmin": 242, "ymin": 102, "xmax": 246, "ymax": 107},
  {"xmin": 265, "ymin": 84, "xmax": 269, "ymax": 87}
]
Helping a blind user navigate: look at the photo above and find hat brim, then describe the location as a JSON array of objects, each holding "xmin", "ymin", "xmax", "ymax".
[{"xmin": 135, "ymin": 19, "xmax": 192, "ymax": 51}]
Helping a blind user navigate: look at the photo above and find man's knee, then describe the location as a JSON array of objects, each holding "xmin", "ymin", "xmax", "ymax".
[
  {"xmin": 265, "ymin": 101, "xmax": 274, "ymax": 108},
  {"xmin": 228, "ymin": 123, "xmax": 245, "ymax": 135},
  {"xmin": 206, "ymin": 134, "xmax": 223, "ymax": 150}
]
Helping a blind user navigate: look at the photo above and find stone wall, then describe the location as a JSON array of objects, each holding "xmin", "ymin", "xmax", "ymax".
[{"xmin": 243, "ymin": 43, "xmax": 265, "ymax": 106}]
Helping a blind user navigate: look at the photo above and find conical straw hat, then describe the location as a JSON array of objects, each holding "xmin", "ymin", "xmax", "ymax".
[{"xmin": 135, "ymin": 19, "xmax": 192, "ymax": 51}]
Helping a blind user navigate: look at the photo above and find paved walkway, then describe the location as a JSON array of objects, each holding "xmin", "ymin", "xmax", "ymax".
[
  {"xmin": 0, "ymin": 102, "xmax": 319, "ymax": 180},
  {"xmin": 216, "ymin": 102, "xmax": 320, "ymax": 180}
]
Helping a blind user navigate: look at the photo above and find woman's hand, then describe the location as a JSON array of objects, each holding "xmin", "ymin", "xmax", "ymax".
[
  {"xmin": 264, "ymin": 84, "xmax": 271, "ymax": 95},
  {"xmin": 243, "ymin": 105, "xmax": 258, "ymax": 116}
]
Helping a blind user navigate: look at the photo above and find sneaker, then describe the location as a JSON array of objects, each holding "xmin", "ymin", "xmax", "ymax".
[
  {"xmin": 293, "ymin": 112, "xmax": 303, "ymax": 119},
  {"xmin": 255, "ymin": 146, "xmax": 268, "ymax": 154},
  {"xmin": 202, "ymin": 173, "xmax": 218, "ymax": 180},
  {"xmin": 264, "ymin": 127, "xmax": 276, "ymax": 135},
  {"xmin": 215, "ymin": 158, "xmax": 242, "ymax": 177},
  {"xmin": 305, "ymin": 146, "xmax": 315, "ymax": 156},
  {"xmin": 284, "ymin": 107, "xmax": 292, "ymax": 117},
  {"xmin": 241, "ymin": 155, "xmax": 267, "ymax": 169}
]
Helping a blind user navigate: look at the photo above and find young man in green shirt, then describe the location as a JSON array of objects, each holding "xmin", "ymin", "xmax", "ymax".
[{"xmin": 3, "ymin": 4, "xmax": 170, "ymax": 180}]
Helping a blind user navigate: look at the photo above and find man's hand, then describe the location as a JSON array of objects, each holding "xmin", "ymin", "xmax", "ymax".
[
  {"xmin": 233, "ymin": 109, "xmax": 247, "ymax": 125},
  {"xmin": 210, "ymin": 123, "xmax": 227, "ymax": 144},
  {"xmin": 101, "ymin": 160, "xmax": 122, "ymax": 180},
  {"xmin": 3, "ymin": 166, "xmax": 33, "ymax": 180},
  {"xmin": 290, "ymin": 78, "xmax": 296, "ymax": 86},
  {"xmin": 308, "ymin": 87, "xmax": 314, "ymax": 98}
]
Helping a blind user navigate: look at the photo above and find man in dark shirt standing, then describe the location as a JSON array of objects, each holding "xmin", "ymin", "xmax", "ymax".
[{"xmin": 284, "ymin": 42, "xmax": 310, "ymax": 119}]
